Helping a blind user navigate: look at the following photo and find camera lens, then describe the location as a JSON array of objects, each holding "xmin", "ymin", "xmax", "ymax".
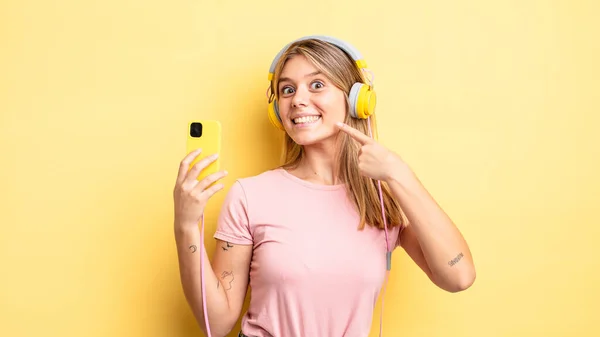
[{"xmin": 190, "ymin": 122, "xmax": 203, "ymax": 138}]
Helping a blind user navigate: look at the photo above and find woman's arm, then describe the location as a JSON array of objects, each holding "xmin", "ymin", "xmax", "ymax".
[
  {"xmin": 175, "ymin": 226, "xmax": 252, "ymax": 336},
  {"xmin": 387, "ymin": 166, "xmax": 476, "ymax": 293},
  {"xmin": 334, "ymin": 122, "xmax": 475, "ymax": 292}
]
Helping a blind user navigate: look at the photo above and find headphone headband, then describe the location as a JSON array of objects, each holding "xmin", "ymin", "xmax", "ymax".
[{"xmin": 267, "ymin": 35, "xmax": 368, "ymax": 81}]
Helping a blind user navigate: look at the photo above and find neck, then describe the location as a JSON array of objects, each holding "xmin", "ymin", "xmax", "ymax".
[{"xmin": 291, "ymin": 140, "xmax": 341, "ymax": 185}]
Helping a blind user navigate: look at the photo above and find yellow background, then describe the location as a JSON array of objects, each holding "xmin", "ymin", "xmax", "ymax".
[{"xmin": 1, "ymin": 0, "xmax": 598, "ymax": 336}]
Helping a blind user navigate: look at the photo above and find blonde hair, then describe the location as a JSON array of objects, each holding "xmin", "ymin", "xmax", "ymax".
[{"xmin": 269, "ymin": 38, "xmax": 407, "ymax": 231}]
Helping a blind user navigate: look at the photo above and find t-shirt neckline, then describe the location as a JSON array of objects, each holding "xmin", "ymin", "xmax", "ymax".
[{"xmin": 276, "ymin": 168, "xmax": 346, "ymax": 191}]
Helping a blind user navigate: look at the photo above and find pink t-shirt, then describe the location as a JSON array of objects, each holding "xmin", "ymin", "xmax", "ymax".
[{"xmin": 214, "ymin": 168, "xmax": 402, "ymax": 337}]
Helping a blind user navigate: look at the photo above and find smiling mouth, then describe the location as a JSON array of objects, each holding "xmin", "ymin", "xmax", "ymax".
[{"xmin": 292, "ymin": 115, "xmax": 321, "ymax": 125}]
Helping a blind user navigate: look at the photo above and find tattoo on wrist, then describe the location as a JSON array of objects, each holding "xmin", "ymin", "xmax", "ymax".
[
  {"xmin": 188, "ymin": 245, "xmax": 197, "ymax": 253},
  {"xmin": 448, "ymin": 252, "xmax": 464, "ymax": 266},
  {"xmin": 221, "ymin": 242, "xmax": 234, "ymax": 251},
  {"xmin": 221, "ymin": 271, "xmax": 234, "ymax": 290}
]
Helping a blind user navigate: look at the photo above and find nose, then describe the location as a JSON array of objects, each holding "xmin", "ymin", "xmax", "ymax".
[{"xmin": 291, "ymin": 86, "xmax": 309, "ymax": 108}]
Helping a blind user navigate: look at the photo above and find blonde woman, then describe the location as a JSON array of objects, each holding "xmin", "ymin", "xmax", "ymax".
[{"xmin": 173, "ymin": 36, "xmax": 476, "ymax": 337}]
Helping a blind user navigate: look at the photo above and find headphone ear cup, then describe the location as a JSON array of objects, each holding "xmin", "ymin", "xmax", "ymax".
[
  {"xmin": 348, "ymin": 83, "xmax": 362, "ymax": 118},
  {"xmin": 268, "ymin": 99, "xmax": 285, "ymax": 130},
  {"xmin": 349, "ymin": 82, "xmax": 376, "ymax": 119}
]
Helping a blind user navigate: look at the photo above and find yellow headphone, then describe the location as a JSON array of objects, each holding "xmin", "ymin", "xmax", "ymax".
[{"xmin": 267, "ymin": 35, "xmax": 377, "ymax": 131}]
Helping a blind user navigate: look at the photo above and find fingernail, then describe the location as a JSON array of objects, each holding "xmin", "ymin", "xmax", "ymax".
[{"xmin": 336, "ymin": 122, "xmax": 344, "ymax": 127}]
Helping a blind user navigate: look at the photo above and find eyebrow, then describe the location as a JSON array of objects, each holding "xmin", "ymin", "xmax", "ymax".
[{"xmin": 278, "ymin": 71, "xmax": 322, "ymax": 84}]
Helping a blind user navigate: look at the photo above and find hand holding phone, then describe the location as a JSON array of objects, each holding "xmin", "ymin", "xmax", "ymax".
[{"xmin": 173, "ymin": 120, "xmax": 227, "ymax": 227}]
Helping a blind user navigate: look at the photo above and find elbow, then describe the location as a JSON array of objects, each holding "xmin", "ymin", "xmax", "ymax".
[
  {"xmin": 212, "ymin": 327, "xmax": 234, "ymax": 337},
  {"xmin": 201, "ymin": 322, "xmax": 234, "ymax": 337},
  {"xmin": 196, "ymin": 309, "xmax": 238, "ymax": 337},
  {"xmin": 208, "ymin": 316, "xmax": 240, "ymax": 337},
  {"xmin": 448, "ymin": 267, "xmax": 476, "ymax": 293},
  {"xmin": 433, "ymin": 265, "xmax": 476, "ymax": 293}
]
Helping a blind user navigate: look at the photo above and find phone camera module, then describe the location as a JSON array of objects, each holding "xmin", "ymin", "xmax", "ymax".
[{"xmin": 190, "ymin": 122, "xmax": 203, "ymax": 138}]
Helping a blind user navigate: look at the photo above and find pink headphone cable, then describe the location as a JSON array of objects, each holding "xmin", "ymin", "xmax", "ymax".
[
  {"xmin": 199, "ymin": 214, "xmax": 212, "ymax": 337},
  {"xmin": 367, "ymin": 118, "xmax": 391, "ymax": 337}
]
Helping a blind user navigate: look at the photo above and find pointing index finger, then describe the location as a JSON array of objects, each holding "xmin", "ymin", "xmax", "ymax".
[{"xmin": 336, "ymin": 122, "xmax": 371, "ymax": 145}]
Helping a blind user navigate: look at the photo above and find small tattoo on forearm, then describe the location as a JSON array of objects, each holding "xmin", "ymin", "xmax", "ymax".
[
  {"xmin": 188, "ymin": 245, "xmax": 197, "ymax": 253},
  {"xmin": 220, "ymin": 271, "xmax": 234, "ymax": 290},
  {"xmin": 221, "ymin": 242, "xmax": 234, "ymax": 251},
  {"xmin": 448, "ymin": 252, "xmax": 464, "ymax": 266}
]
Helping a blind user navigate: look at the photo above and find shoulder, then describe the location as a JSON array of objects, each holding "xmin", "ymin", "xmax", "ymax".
[
  {"xmin": 214, "ymin": 170, "xmax": 283, "ymax": 242},
  {"xmin": 222, "ymin": 168, "xmax": 285, "ymax": 205},
  {"xmin": 229, "ymin": 168, "xmax": 291, "ymax": 198},
  {"xmin": 215, "ymin": 168, "xmax": 285, "ymax": 237},
  {"xmin": 235, "ymin": 168, "xmax": 285, "ymax": 188}
]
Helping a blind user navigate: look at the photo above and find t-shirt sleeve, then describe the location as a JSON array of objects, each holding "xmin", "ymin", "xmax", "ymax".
[{"xmin": 213, "ymin": 180, "xmax": 253, "ymax": 245}]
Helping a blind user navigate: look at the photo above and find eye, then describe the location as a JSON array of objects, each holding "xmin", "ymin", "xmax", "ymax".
[
  {"xmin": 281, "ymin": 86, "xmax": 295, "ymax": 95},
  {"xmin": 311, "ymin": 81, "xmax": 324, "ymax": 90}
]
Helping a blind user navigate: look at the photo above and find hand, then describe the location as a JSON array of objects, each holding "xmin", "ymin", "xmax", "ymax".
[
  {"xmin": 336, "ymin": 122, "xmax": 408, "ymax": 182},
  {"xmin": 173, "ymin": 149, "xmax": 228, "ymax": 230}
]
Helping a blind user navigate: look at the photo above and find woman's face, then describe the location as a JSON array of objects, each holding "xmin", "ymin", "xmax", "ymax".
[{"xmin": 276, "ymin": 54, "xmax": 347, "ymax": 147}]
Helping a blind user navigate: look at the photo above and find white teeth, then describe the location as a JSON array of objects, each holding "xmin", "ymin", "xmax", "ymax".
[{"xmin": 293, "ymin": 115, "xmax": 321, "ymax": 124}]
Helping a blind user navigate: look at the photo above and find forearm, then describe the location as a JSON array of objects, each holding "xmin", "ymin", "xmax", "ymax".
[
  {"xmin": 174, "ymin": 225, "xmax": 235, "ymax": 336},
  {"xmin": 387, "ymin": 166, "xmax": 476, "ymax": 292}
]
